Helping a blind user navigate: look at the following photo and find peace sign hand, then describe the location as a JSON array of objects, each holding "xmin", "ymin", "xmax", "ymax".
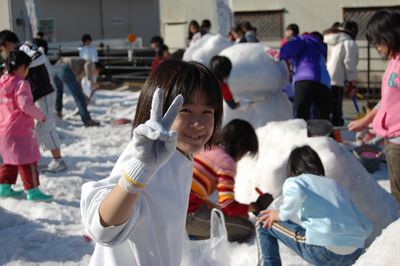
[{"xmin": 118, "ymin": 88, "xmax": 183, "ymax": 193}]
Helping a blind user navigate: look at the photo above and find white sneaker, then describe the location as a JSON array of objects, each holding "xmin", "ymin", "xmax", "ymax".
[{"xmin": 45, "ymin": 158, "xmax": 67, "ymax": 173}]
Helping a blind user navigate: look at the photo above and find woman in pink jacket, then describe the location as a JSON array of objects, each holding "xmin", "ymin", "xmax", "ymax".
[
  {"xmin": 348, "ymin": 10, "xmax": 400, "ymax": 206},
  {"xmin": 0, "ymin": 50, "xmax": 52, "ymax": 201}
]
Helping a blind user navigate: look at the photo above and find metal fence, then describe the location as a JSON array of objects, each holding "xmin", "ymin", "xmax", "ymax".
[
  {"xmin": 48, "ymin": 45, "xmax": 154, "ymax": 82},
  {"xmin": 49, "ymin": 42, "xmax": 386, "ymax": 98}
]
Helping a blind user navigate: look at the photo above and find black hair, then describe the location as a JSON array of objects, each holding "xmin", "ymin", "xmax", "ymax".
[
  {"xmin": 6, "ymin": 50, "xmax": 31, "ymax": 74},
  {"xmin": 156, "ymin": 44, "xmax": 169, "ymax": 59},
  {"xmin": 201, "ymin": 19, "xmax": 211, "ymax": 30},
  {"xmin": 331, "ymin": 21, "xmax": 342, "ymax": 28},
  {"xmin": 242, "ymin": 21, "xmax": 254, "ymax": 31},
  {"xmin": 36, "ymin": 31, "xmax": 45, "ymax": 38},
  {"xmin": 310, "ymin": 31, "xmax": 324, "ymax": 43},
  {"xmin": 366, "ymin": 10, "xmax": 400, "ymax": 59},
  {"xmin": 286, "ymin": 24, "xmax": 299, "ymax": 36},
  {"xmin": 94, "ymin": 62, "xmax": 104, "ymax": 72},
  {"xmin": 0, "ymin": 30, "xmax": 20, "ymax": 46},
  {"xmin": 132, "ymin": 59, "xmax": 223, "ymax": 149},
  {"xmin": 219, "ymin": 119, "xmax": 258, "ymax": 160},
  {"xmin": 233, "ymin": 24, "xmax": 244, "ymax": 34},
  {"xmin": 81, "ymin": 34, "xmax": 92, "ymax": 44},
  {"xmin": 343, "ymin": 20, "xmax": 358, "ymax": 40},
  {"xmin": 169, "ymin": 49, "xmax": 185, "ymax": 60},
  {"xmin": 287, "ymin": 145, "xmax": 325, "ymax": 177},
  {"xmin": 150, "ymin": 36, "xmax": 164, "ymax": 46},
  {"xmin": 209, "ymin": 55, "xmax": 232, "ymax": 81},
  {"xmin": 188, "ymin": 20, "xmax": 200, "ymax": 40}
]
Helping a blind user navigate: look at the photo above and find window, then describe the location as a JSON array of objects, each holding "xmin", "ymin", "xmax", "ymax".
[
  {"xmin": 234, "ymin": 10, "xmax": 284, "ymax": 41},
  {"xmin": 343, "ymin": 6, "xmax": 400, "ymax": 39}
]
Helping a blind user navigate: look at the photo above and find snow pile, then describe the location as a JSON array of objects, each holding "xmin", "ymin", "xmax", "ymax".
[
  {"xmin": 184, "ymin": 37, "xmax": 292, "ymax": 128},
  {"xmin": 0, "ymin": 90, "xmax": 136, "ymax": 266},
  {"xmin": 183, "ymin": 34, "xmax": 232, "ymax": 65},
  {"xmin": 235, "ymin": 119, "xmax": 399, "ymax": 245},
  {"xmin": 355, "ymin": 218, "xmax": 400, "ymax": 265},
  {"xmin": 0, "ymin": 89, "xmax": 398, "ymax": 265},
  {"xmin": 220, "ymin": 43, "xmax": 292, "ymax": 127}
]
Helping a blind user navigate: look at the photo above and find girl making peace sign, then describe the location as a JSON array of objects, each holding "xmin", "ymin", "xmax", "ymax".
[{"xmin": 81, "ymin": 60, "xmax": 223, "ymax": 266}]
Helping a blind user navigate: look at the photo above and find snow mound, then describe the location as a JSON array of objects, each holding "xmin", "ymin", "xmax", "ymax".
[
  {"xmin": 219, "ymin": 43, "xmax": 292, "ymax": 127},
  {"xmin": 184, "ymin": 37, "xmax": 292, "ymax": 128},
  {"xmin": 355, "ymin": 218, "xmax": 400, "ymax": 265},
  {"xmin": 183, "ymin": 34, "xmax": 232, "ymax": 65},
  {"xmin": 220, "ymin": 43, "xmax": 288, "ymax": 95},
  {"xmin": 235, "ymin": 119, "xmax": 399, "ymax": 245}
]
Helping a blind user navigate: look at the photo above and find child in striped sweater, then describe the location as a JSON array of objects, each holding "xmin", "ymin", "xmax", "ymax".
[{"xmin": 186, "ymin": 119, "xmax": 273, "ymax": 242}]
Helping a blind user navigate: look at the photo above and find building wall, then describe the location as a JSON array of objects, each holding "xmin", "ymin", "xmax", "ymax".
[
  {"xmin": 232, "ymin": 0, "xmax": 400, "ymax": 33},
  {"xmin": 0, "ymin": 0, "xmax": 12, "ymax": 30},
  {"xmin": 1, "ymin": 0, "xmax": 159, "ymax": 45},
  {"xmin": 160, "ymin": 0, "xmax": 220, "ymax": 49}
]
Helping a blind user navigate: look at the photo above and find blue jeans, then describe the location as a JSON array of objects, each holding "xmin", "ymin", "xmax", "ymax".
[
  {"xmin": 52, "ymin": 64, "xmax": 92, "ymax": 123},
  {"xmin": 256, "ymin": 221, "xmax": 364, "ymax": 266}
]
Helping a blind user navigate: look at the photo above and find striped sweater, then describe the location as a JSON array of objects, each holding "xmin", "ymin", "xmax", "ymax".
[{"xmin": 188, "ymin": 146, "xmax": 249, "ymax": 216}]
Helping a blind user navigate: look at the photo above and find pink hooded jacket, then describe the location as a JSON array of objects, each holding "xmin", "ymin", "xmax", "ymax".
[
  {"xmin": 0, "ymin": 74, "xmax": 45, "ymax": 164},
  {"xmin": 372, "ymin": 54, "xmax": 400, "ymax": 138}
]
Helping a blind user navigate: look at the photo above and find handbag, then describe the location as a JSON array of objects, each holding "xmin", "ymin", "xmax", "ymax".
[{"xmin": 181, "ymin": 208, "xmax": 231, "ymax": 266}]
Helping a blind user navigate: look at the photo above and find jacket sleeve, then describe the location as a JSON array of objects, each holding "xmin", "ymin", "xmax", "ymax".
[
  {"xmin": 279, "ymin": 37, "xmax": 304, "ymax": 61},
  {"xmin": 80, "ymin": 141, "xmax": 142, "ymax": 246},
  {"xmin": 217, "ymin": 163, "xmax": 249, "ymax": 216},
  {"xmin": 343, "ymin": 41, "xmax": 358, "ymax": 82},
  {"xmin": 16, "ymin": 80, "xmax": 45, "ymax": 121},
  {"xmin": 220, "ymin": 82, "xmax": 238, "ymax": 109},
  {"xmin": 80, "ymin": 177, "xmax": 141, "ymax": 246},
  {"xmin": 279, "ymin": 178, "xmax": 305, "ymax": 221}
]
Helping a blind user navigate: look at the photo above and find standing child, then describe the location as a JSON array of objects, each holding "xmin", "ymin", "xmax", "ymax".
[
  {"xmin": 256, "ymin": 145, "xmax": 372, "ymax": 266},
  {"xmin": 0, "ymin": 51, "xmax": 53, "ymax": 201},
  {"xmin": 279, "ymin": 32, "xmax": 332, "ymax": 120},
  {"xmin": 187, "ymin": 119, "xmax": 273, "ymax": 243},
  {"xmin": 348, "ymin": 10, "xmax": 400, "ymax": 205},
  {"xmin": 209, "ymin": 55, "xmax": 240, "ymax": 109},
  {"xmin": 0, "ymin": 30, "xmax": 67, "ymax": 172},
  {"xmin": 80, "ymin": 59, "xmax": 223, "ymax": 266}
]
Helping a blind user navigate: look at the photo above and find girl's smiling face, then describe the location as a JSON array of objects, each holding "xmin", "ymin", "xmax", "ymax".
[{"xmin": 171, "ymin": 91, "xmax": 215, "ymax": 156}]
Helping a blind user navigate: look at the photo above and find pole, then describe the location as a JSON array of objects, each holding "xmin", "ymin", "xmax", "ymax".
[
  {"xmin": 99, "ymin": 0, "xmax": 105, "ymax": 39},
  {"xmin": 367, "ymin": 41, "xmax": 371, "ymax": 99}
]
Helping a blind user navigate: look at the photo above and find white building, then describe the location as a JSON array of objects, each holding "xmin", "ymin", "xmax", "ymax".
[
  {"xmin": 1, "ymin": 0, "xmax": 399, "ymax": 90},
  {"xmin": 0, "ymin": 0, "xmax": 160, "ymax": 46}
]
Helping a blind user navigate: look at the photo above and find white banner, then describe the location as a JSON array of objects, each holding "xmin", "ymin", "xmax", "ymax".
[
  {"xmin": 215, "ymin": 0, "xmax": 235, "ymax": 37},
  {"xmin": 24, "ymin": 0, "xmax": 40, "ymax": 36}
]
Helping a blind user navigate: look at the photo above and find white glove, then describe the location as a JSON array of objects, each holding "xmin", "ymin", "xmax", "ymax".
[{"xmin": 118, "ymin": 87, "xmax": 183, "ymax": 193}]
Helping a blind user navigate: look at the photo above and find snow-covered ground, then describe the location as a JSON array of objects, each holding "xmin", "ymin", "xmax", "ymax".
[{"xmin": 0, "ymin": 89, "xmax": 399, "ymax": 266}]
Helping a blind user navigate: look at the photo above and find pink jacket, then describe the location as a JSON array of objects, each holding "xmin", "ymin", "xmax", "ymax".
[
  {"xmin": 372, "ymin": 55, "xmax": 400, "ymax": 138},
  {"xmin": 0, "ymin": 74, "xmax": 45, "ymax": 164}
]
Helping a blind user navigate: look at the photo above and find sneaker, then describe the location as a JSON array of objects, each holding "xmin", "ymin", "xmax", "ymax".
[
  {"xmin": 84, "ymin": 119, "xmax": 100, "ymax": 127},
  {"xmin": 26, "ymin": 187, "xmax": 53, "ymax": 202},
  {"xmin": 44, "ymin": 158, "xmax": 67, "ymax": 173},
  {"xmin": 0, "ymin": 184, "xmax": 24, "ymax": 198}
]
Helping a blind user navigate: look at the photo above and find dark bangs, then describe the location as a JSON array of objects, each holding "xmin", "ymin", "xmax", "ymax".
[
  {"xmin": 366, "ymin": 10, "xmax": 400, "ymax": 59},
  {"xmin": 287, "ymin": 146, "xmax": 325, "ymax": 177},
  {"xmin": 133, "ymin": 59, "xmax": 223, "ymax": 148}
]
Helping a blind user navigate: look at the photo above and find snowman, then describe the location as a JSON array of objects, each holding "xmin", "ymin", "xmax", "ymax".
[{"xmin": 183, "ymin": 34, "xmax": 293, "ymax": 128}]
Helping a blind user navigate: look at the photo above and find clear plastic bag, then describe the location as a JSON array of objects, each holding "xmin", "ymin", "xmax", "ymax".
[{"xmin": 181, "ymin": 208, "xmax": 231, "ymax": 266}]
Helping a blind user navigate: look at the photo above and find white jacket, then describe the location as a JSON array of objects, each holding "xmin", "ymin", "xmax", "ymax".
[
  {"xmin": 324, "ymin": 32, "xmax": 358, "ymax": 86},
  {"xmin": 81, "ymin": 141, "xmax": 193, "ymax": 266}
]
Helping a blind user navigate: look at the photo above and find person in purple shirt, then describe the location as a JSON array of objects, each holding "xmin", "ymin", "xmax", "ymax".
[{"xmin": 279, "ymin": 32, "xmax": 331, "ymax": 120}]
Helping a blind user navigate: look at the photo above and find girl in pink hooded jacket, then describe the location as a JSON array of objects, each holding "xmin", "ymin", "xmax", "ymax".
[
  {"xmin": 0, "ymin": 50, "xmax": 52, "ymax": 201},
  {"xmin": 348, "ymin": 10, "xmax": 400, "ymax": 206}
]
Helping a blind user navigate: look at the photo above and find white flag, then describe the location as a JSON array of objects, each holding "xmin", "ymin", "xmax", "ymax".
[
  {"xmin": 215, "ymin": 0, "xmax": 235, "ymax": 37},
  {"xmin": 24, "ymin": 0, "xmax": 40, "ymax": 36}
]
